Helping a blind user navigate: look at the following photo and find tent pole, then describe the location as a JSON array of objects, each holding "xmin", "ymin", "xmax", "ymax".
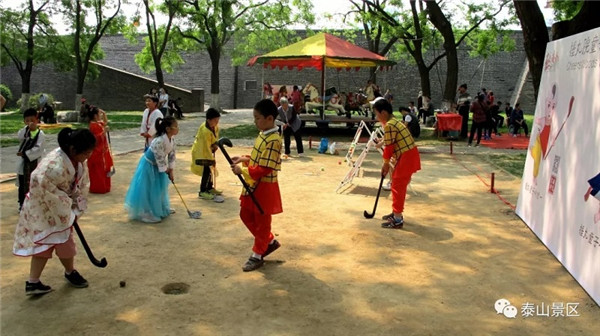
[
  {"xmin": 261, "ymin": 67, "xmax": 264, "ymax": 100},
  {"xmin": 321, "ymin": 57, "xmax": 326, "ymax": 120}
]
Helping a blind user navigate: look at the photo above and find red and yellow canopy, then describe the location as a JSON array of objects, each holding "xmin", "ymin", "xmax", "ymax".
[{"xmin": 247, "ymin": 32, "xmax": 396, "ymax": 71}]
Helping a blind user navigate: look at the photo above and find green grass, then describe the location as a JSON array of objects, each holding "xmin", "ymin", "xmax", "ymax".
[
  {"xmin": 485, "ymin": 153, "xmax": 527, "ymax": 176},
  {"xmin": 0, "ymin": 110, "xmax": 142, "ymax": 147},
  {"xmin": 220, "ymin": 124, "xmax": 259, "ymax": 139}
]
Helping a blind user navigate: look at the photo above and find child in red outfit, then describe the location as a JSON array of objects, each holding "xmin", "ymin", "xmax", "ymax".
[
  {"xmin": 373, "ymin": 98, "xmax": 421, "ymax": 229},
  {"xmin": 231, "ymin": 99, "xmax": 283, "ymax": 271}
]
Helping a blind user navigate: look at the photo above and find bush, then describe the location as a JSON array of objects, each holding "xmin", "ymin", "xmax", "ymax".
[
  {"xmin": 0, "ymin": 85, "xmax": 13, "ymax": 110},
  {"xmin": 0, "ymin": 84, "xmax": 13, "ymax": 102},
  {"xmin": 16, "ymin": 92, "xmax": 55, "ymax": 109}
]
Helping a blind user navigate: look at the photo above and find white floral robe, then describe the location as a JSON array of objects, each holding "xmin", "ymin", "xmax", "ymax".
[{"xmin": 13, "ymin": 148, "xmax": 89, "ymax": 256}]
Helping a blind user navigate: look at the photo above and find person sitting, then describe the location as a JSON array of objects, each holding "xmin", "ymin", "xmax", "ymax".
[
  {"xmin": 511, "ymin": 103, "xmax": 529, "ymax": 137},
  {"xmin": 327, "ymin": 93, "xmax": 347, "ymax": 117},
  {"xmin": 490, "ymin": 101, "xmax": 504, "ymax": 136},
  {"xmin": 504, "ymin": 102, "xmax": 513, "ymax": 126},
  {"xmin": 273, "ymin": 86, "xmax": 288, "ymax": 107},
  {"xmin": 37, "ymin": 95, "xmax": 56, "ymax": 124},
  {"xmin": 399, "ymin": 106, "xmax": 420, "ymax": 139},
  {"xmin": 302, "ymin": 83, "xmax": 322, "ymax": 114},
  {"xmin": 290, "ymin": 85, "xmax": 303, "ymax": 113}
]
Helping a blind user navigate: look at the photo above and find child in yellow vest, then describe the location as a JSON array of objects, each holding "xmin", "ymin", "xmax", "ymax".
[
  {"xmin": 231, "ymin": 99, "xmax": 283, "ymax": 271},
  {"xmin": 191, "ymin": 108, "xmax": 223, "ymax": 201}
]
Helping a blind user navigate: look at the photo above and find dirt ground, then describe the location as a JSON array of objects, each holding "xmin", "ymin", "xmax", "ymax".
[{"xmin": 1, "ymin": 144, "xmax": 599, "ymax": 335}]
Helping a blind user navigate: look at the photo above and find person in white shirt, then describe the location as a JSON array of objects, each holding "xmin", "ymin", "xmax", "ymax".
[
  {"xmin": 158, "ymin": 88, "xmax": 169, "ymax": 116},
  {"xmin": 140, "ymin": 96, "xmax": 164, "ymax": 150}
]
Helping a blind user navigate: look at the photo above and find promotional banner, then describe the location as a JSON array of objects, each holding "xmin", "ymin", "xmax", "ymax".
[{"xmin": 516, "ymin": 27, "xmax": 600, "ymax": 305}]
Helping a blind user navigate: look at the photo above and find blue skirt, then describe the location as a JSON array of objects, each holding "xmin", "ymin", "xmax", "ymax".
[{"xmin": 124, "ymin": 150, "xmax": 170, "ymax": 222}]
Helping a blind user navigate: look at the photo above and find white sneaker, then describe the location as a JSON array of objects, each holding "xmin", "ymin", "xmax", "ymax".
[
  {"xmin": 382, "ymin": 181, "xmax": 392, "ymax": 191},
  {"xmin": 298, "ymin": 153, "xmax": 304, "ymax": 157},
  {"xmin": 140, "ymin": 214, "xmax": 161, "ymax": 223}
]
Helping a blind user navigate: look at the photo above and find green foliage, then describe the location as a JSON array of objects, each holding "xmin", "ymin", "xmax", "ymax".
[
  {"xmin": 179, "ymin": 0, "xmax": 315, "ymax": 67},
  {"xmin": 552, "ymin": 0, "xmax": 583, "ymax": 21},
  {"xmin": 0, "ymin": 2, "xmax": 63, "ymax": 77},
  {"xmin": 0, "ymin": 84, "xmax": 13, "ymax": 102},
  {"xmin": 56, "ymin": 0, "xmax": 126, "ymax": 84}
]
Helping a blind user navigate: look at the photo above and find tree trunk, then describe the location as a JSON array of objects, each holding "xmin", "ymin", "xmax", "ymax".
[
  {"xmin": 551, "ymin": 1, "xmax": 600, "ymax": 40},
  {"xmin": 156, "ymin": 67, "xmax": 165, "ymax": 89},
  {"xmin": 74, "ymin": 93, "xmax": 84, "ymax": 114},
  {"xmin": 513, "ymin": 0, "xmax": 549, "ymax": 100},
  {"xmin": 208, "ymin": 47, "xmax": 221, "ymax": 109},
  {"xmin": 426, "ymin": 0, "xmax": 458, "ymax": 104},
  {"xmin": 417, "ymin": 62, "xmax": 431, "ymax": 99},
  {"xmin": 20, "ymin": 93, "xmax": 32, "ymax": 112}
]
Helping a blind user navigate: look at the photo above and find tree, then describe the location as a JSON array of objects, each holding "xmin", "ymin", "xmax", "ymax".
[
  {"xmin": 0, "ymin": 0, "xmax": 57, "ymax": 110},
  {"xmin": 426, "ymin": 0, "xmax": 512, "ymax": 102},
  {"xmin": 364, "ymin": 0, "xmax": 513, "ymax": 103},
  {"xmin": 59, "ymin": 0, "xmax": 124, "ymax": 107},
  {"xmin": 514, "ymin": 0, "xmax": 600, "ymax": 99},
  {"xmin": 347, "ymin": 0, "xmax": 399, "ymax": 82},
  {"xmin": 551, "ymin": 1, "xmax": 600, "ymax": 40},
  {"xmin": 177, "ymin": 0, "xmax": 313, "ymax": 110},
  {"xmin": 131, "ymin": 0, "xmax": 184, "ymax": 88},
  {"xmin": 513, "ymin": 1, "xmax": 548, "ymax": 100}
]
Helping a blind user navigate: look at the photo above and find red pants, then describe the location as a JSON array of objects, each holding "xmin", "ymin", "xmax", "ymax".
[
  {"xmin": 240, "ymin": 207, "xmax": 274, "ymax": 255},
  {"xmin": 391, "ymin": 171, "xmax": 413, "ymax": 214}
]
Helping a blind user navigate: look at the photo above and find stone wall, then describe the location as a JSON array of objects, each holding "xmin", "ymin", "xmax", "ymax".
[
  {"xmin": 1, "ymin": 31, "xmax": 537, "ymax": 113},
  {"xmin": 1, "ymin": 60, "xmax": 203, "ymax": 112}
]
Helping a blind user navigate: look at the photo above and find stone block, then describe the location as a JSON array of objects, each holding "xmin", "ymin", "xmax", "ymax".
[{"xmin": 57, "ymin": 111, "xmax": 79, "ymax": 123}]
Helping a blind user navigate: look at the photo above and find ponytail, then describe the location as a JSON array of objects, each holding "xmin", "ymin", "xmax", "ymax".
[
  {"xmin": 154, "ymin": 116, "xmax": 177, "ymax": 137},
  {"xmin": 58, "ymin": 127, "xmax": 96, "ymax": 155}
]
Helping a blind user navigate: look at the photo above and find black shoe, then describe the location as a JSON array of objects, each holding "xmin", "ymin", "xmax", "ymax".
[
  {"xmin": 263, "ymin": 240, "xmax": 281, "ymax": 258},
  {"xmin": 26, "ymin": 281, "xmax": 52, "ymax": 295},
  {"xmin": 382, "ymin": 212, "xmax": 394, "ymax": 220},
  {"xmin": 64, "ymin": 270, "xmax": 89, "ymax": 288},
  {"xmin": 242, "ymin": 257, "xmax": 264, "ymax": 272}
]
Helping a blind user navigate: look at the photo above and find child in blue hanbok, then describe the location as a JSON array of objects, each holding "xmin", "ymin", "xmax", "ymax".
[{"xmin": 125, "ymin": 116, "xmax": 178, "ymax": 223}]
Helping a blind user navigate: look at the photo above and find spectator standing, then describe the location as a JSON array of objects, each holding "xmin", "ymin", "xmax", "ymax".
[
  {"xmin": 140, "ymin": 96, "xmax": 164, "ymax": 151},
  {"xmin": 456, "ymin": 84, "xmax": 472, "ymax": 139},
  {"xmin": 468, "ymin": 94, "xmax": 488, "ymax": 147},
  {"xmin": 277, "ymin": 97, "xmax": 304, "ymax": 159},
  {"xmin": 16, "ymin": 108, "xmax": 45, "ymax": 211},
  {"xmin": 158, "ymin": 88, "xmax": 169, "ymax": 117}
]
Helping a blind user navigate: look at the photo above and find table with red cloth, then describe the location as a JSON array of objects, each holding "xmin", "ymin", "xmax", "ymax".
[{"xmin": 436, "ymin": 113, "xmax": 462, "ymax": 131}]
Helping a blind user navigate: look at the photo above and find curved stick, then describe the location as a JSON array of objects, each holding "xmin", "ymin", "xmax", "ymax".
[
  {"xmin": 364, "ymin": 174, "xmax": 386, "ymax": 218},
  {"xmin": 217, "ymin": 137, "xmax": 264, "ymax": 214},
  {"xmin": 73, "ymin": 221, "xmax": 107, "ymax": 268}
]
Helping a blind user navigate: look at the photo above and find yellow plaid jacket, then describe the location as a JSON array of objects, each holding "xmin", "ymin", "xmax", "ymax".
[
  {"xmin": 383, "ymin": 118, "xmax": 416, "ymax": 161},
  {"xmin": 241, "ymin": 129, "xmax": 282, "ymax": 194}
]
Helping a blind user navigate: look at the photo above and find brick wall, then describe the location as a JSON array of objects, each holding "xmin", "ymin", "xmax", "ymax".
[{"xmin": 1, "ymin": 31, "xmax": 536, "ymax": 113}]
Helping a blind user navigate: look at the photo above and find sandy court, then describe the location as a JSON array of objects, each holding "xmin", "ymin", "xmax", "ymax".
[{"xmin": 1, "ymin": 145, "xmax": 599, "ymax": 335}]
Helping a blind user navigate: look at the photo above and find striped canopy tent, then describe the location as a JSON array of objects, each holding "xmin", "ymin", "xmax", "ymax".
[
  {"xmin": 247, "ymin": 32, "xmax": 396, "ymax": 71},
  {"xmin": 248, "ymin": 33, "xmax": 396, "ymax": 117}
]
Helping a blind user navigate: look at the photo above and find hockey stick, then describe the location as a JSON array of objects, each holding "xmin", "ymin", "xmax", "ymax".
[
  {"xmin": 364, "ymin": 174, "xmax": 386, "ymax": 218},
  {"xmin": 106, "ymin": 130, "xmax": 116, "ymax": 177},
  {"xmin": 543, "ymin": 96, "xmax": 574, "ymax": 160},
  {"xmin": 217, "ymin": 137, "xmax": 264, "ymax": 214},
  {"xmin": 172, "ymin": 181, "xmax": 202, "ymax": 219},
  {"xmin": 73, "ymin": 221, "xmax": 107, "ymax": 268}
]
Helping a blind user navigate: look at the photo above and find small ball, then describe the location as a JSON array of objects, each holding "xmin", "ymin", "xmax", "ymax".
[
  {"xmin": 320, "ymin": 167, "xmax": 325, "ymax": 171},
  {"xmin": 119, "ymin": 280, "xmax": 126, "ymax": 288},
  {"xmin": 338, "ymin": 161, "xmax": 342, "ymax": 165}
]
